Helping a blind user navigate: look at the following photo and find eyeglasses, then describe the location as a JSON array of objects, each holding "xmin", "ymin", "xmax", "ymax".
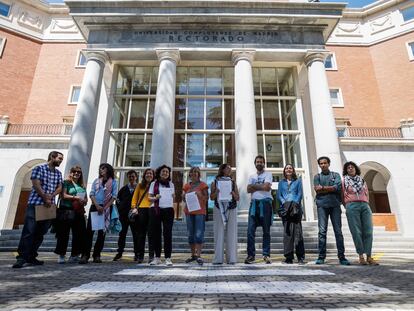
[{"xmin": 72, "ymin": 171, "xmax": 82, "ymax": 175}]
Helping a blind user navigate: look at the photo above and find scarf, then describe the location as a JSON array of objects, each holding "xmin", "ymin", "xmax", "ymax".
[
  {"xmin": 153, "ymin": 179, "xmax": 170, "ymax": 216},
  {"xmin": 344, "ymin": 175, "xmax": 364, "ymax": 194},
  {"xmin": 95, "ymin": 177, "xmax": 113, "ymax": 231}
]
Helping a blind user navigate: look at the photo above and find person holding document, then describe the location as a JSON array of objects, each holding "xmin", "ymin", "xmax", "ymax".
[
  {"xmin": 182, "ymin": 167, "xmax": 209, "ymax": 265},
  {"xmin": 54, "ymin": 165, "xmax": 88, "ymax": 264},
  {"xmin": 210, "ymin": 163, "xmax": 239, "ymax": 265},
  {"xmin": 80, "ymin": 163, "xmax": 117, "ymax": 264},
  {"xmin": 148, "ymin": 165, "xmax": 175, "ymax": 266}
]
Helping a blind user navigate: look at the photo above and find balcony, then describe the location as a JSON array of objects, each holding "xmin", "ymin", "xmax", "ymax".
[
  {"xmin": 337, "ymin": 127, "xmax": 403, "ymax": 139},
  {"xmin": 5, "ymin": 124, "xmax": 73, "ymax": 136}
]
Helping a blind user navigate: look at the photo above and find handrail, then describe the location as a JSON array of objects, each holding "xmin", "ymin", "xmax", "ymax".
[{"xmin": 5, "ymin": 124, "xmax": 73, "ymax": 136}]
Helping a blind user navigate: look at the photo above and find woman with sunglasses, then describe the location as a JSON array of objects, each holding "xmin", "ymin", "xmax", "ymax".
[{"xmin": 54, "ymin": 166, "xmax": 88, "ymax": 264}]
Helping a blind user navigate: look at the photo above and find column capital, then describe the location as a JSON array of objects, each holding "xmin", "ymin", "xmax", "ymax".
[
  {"xmin": 231, "ymin": 49, "xmax": 256, "ymax": 65},
  {"xmin": 156, "ymin": 49, "xmax": 180, "ymax": 64},
  {"xmin": 304, "ymin": 51, "xmax": 329, "ymax": 67},
  {"xmin": 83, "ymin": 50, "xmax": 110, "ymax": 65}
]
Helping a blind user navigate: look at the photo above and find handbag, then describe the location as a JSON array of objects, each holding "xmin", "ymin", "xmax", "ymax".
[
  {"xmin": 56, "ymin": 208, "xmax": 76, "ymax": 222},
  {"xmin": 109, "ymin": 205, "xmax": 122, "ymax": 234},
  {"xmin": 129, "ymin": 186, "xmax": 149, "ymax": 222}
]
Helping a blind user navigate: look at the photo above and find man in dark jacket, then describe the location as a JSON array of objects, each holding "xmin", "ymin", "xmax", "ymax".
[{"xmin": 113, "ymin": 170, "xmax": 138, "ymax": 261}]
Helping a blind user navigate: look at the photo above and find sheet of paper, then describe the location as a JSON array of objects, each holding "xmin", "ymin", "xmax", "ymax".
[
  {"xmin": 185, "ymin": 192, "xmax": 201, "ymax": 212},
  {"xmin": 90, "ymin": 211, "xmax": 105, "ymax": 231},
  {"xmin": 218, "ymin": 180, "xmax": 232, "ymax": 201},
  {"xmin": 159, "ymin": 187, "xmax": 174, "ymax": 207},
  {"xmin": 77, "ymin": 192, "xmax": 86, "ymax": 200}
]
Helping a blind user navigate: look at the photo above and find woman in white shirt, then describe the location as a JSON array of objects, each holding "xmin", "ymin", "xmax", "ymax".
[{"xmin": 148, "ymin": 165, "xmax": 175, "ymax": 266}]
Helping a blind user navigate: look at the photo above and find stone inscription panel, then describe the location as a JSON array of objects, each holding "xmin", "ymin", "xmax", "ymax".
[{"xmin": 88, "ymin": 29, "xmax": 324, "ymax": 47}]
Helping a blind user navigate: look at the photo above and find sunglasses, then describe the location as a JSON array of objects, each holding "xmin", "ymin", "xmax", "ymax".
[{"xmin": 72, "ymin": 171, "xmax": 82, "ymax": 174}]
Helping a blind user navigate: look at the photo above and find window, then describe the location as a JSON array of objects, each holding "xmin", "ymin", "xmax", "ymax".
[
  {"xmin": 407, "ymin": 41, "xmax": 414, "ymax": 61},
  {"xmin": 401, "ymin": 6, "xmax": 414, "ymax": 22},
  {"xmin": 0, "ymin": 37, "xmax": 6, "ymax": 58},
  {"xmin": 69, "ymin": 86, "xmax": 81, "ymax": 104},
  {"xmin": 76, "ymin": 51, "xmax": 87, "ymax": 67},
  {"xmin": 330, "ymin": 88, "xmax": 344, "ymax": 107},
  {"xmin": 0, "ymin": 2, "xmax": 10, "ymax": 17},
  {"xmin": 324, "ymin": 54, "xmax": 337, "ymax": 70}
]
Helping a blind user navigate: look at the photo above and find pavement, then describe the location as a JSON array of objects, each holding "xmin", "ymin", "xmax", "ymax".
[{"xmin": 0, "ymin": 251, "xmax": 414, "ymax": 311}]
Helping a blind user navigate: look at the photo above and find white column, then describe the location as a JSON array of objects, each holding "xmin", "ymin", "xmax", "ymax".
[
  {"xmin": 305, "ymin": 52, "xmax": 342, "ymax": 173},
  {"xmin": 232, "ymin": 50, "xmax": 258, "ymax": 211},
  {"xmin": 65, "ymin": 51, "xmax": 108, "ymax": 183},
  {"xmin": 0, "ymin": 115, "xmax": 9, "ymax": 135},
  {"xmin": 150, "ymin": 49, "xmax": 180, "ymax": 169}
]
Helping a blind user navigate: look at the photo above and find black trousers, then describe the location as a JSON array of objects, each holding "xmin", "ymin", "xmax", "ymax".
[
  {"xmin": 149, "ymin": 207, "xmax": 174, "ymax": 258},
  {"xmin": 54, "ymin": 212, "xmax": 87, "ymax": 257},
  {"xmin": 85, "ymin": 207, "xmax": 106, "ymax": 259},
  {"xmin": 117, "ymin": 213, "xmax": 138, "ymax": 255},
  {"xmin": 136, "ymin": 208, "xmax": 154, "ymax": 260},
  {"xmin": 282, "ymin": 219, "xmax": 305, "ymax": 261}
]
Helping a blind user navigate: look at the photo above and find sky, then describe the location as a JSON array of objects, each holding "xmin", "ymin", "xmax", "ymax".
[{"xmin": 47, "ymin": 0, "xmax": 379, "ymax": 8}]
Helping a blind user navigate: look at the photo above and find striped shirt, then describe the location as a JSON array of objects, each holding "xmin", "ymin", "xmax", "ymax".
[{"xmin": 28, "ymin": 163, "xmax": 63, "ymax": 205}]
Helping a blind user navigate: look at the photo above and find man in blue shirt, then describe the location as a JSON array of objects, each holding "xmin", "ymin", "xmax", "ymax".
[
  {"xmin": 13, "ymin": 151, "xmax": 64, "ymax": 268},
  {"xmin": 313, "ymin": 156, "xmax": 350, "ymax": 265}
]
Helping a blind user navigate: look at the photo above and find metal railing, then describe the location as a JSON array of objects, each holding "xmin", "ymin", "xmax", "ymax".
[
  {"xmin": 338, "ymin": 127, "xmax": 402, "ymax": 139},
  {"xmin": 6, "ymin": 124, "xmax": 73, "ymax": 136}
]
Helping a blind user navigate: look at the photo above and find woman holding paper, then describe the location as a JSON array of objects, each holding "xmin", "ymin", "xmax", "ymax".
[
  {"xmin": 54, "ymin": 165, "xmax": 87, "ymax": 264},
  {"xmin": 148, "ymin": 165, "xmax": 175, "ymax": 266},
  {"xmin": 182, "ymin": 167, "xmax": 209, "ymax": 265},
  {"xmin": 130, "ymin": 168, "xmax": 155, "ymax": 263},
  {"xmin": 210, "ymin": 163, "xmax": 239, "ymax": 264},
  {"xmin": 80, "ymin": 163, "xmax": 118, "ymax": 264}
]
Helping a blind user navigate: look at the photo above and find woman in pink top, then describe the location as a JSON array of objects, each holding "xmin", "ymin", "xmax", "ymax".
[{"xmin": 342, "ymin": 161, "xmax": 378, "ymax": 266}]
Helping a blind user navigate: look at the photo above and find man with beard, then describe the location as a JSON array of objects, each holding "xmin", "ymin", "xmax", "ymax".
[
  {"xmin": 245, "ymin": 155, "xmax": 273, "ymax": 264},
  {"xmin": 12, "ymin": 151, "xmax": 64, "ymax": 268}
]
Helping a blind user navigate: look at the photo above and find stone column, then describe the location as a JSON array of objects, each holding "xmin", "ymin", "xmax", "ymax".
[
  {"xmin": 65, "ymin": 51, "xmax": 108, "ymax": 183},
  {"xmin": 150, "ymin": 49, "xmax": 180, "ymax": 169},
  {"xmin": 305, "ymin": 52, "xmax": 342, "ymax": 173},
  {"xmin": 400, "ymin": 118, "xmax": 414, "ymax": 138},
  {"xmin": 232, "ymin": 50, "xmax": 258, "ymax": 211}
]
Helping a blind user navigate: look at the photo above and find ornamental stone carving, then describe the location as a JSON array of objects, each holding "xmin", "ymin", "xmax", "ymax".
[
  {"xmin": 17, "ymin": 9, "xmax": 44, "ymax": 32},
  {"xmin": 50, "ymin": 19, "xmax": 79, "ymax": 33},
  {"xmin": 83, "ymin": 50, "xmax": 110, "ymax": 65},
  {"xmin": 231, "ymin": 50, "xmax": 255, "ymax": 65},
  {"xmin": 334, "ymin": 22, "xmax": 362, "ymax": 37},
  {"xmin": 155, "ymin": 49, "xmax": 180, "ymax": 64},
  {"xmin": 369, "ymin": 13, "xmax": 394, "ymax": 34}
]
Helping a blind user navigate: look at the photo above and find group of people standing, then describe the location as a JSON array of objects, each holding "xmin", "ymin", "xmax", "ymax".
[{"xmin": 12, "ymin": 150, "xmax": 378, "ymax": 268}]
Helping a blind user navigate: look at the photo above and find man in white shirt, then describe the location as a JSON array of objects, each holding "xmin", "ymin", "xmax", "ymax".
[{"xmin": 245, "ymin": 155, "xmax": 273, "ymax": 264}]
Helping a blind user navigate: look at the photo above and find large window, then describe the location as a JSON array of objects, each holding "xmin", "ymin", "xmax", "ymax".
[
  {"xmin": 68, "ymin": 86, "xmax": 81, "ymax": 104},
  {"xmin": 401, "ymin": 6, "xmax": 414, "ymax": 22},
  {"xmin": 324, "ymin": 54, "xmax": 337, "ymax": 70},
  {"xmin": 174, "ymin": 67, "xmax": 235, "ymax": 170},
  {"xmin": 109, "ymin": 66, "xmax": 158, "ymax": 172},
  {"xmin": 253, "ymin": 67, "xmax": 302, "ymax": 170},
  {"xmin": 407, "ymin": 41, "xmax": 414, "ymax": 61},
  {"xmin": 329, "ymin": 88, "xmax": 344, "ymax": 107},
  {"xmin": 0, "ymin": 2, "xmax": 10, "ymax": 18}
]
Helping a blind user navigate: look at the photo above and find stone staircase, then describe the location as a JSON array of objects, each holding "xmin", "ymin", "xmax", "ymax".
[{"xmin": 1, "ymin": 218, "xmax": 414, "ymax": 256}]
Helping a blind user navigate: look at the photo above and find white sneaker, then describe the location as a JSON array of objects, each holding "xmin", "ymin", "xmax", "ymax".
[
  {"xmin": 68, "ymin": 256, "xmax": 80, "ymax": 263},
  {"xmin": 149, "ymin": 257, "xmax": 161, "ymax": 265},
  {"xmin": 57, "ymin": 255, "xmax": 66, "ymax": 264},
  {"xmin": 165, "ymin": 258, "xmax": 173, "ymax": 266}
]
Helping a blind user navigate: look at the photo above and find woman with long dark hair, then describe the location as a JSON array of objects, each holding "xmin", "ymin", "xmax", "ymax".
[
  {"xmin": 182, "ymin": 166, "xmax": 209, "ymax": 265},
  {"xmin": 210, "ymin": 163, "xmax": 239, "ymax": 264},
  {"xmin": 148, "ymin": 165, "xmax": 175, "ymax": 266},
  {"xmin": 342, "ymin": 161, "xmax": 378, "ymax": 265},
  {"xmin": 131, "ymin": 168, "xmax": 155, "ymax": 263},
  {"xmin": 80, "ymin": 163, "xmax": 117, "ymax": 264},
  {"xmin": 54, "ymin": 165, "xmax": 87, "ymax": 264},
  {"xmin": 277, "ymin": 164, "xmax": 305, "ymax": 264}
]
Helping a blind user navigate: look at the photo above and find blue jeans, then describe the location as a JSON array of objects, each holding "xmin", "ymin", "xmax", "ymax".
[
  {"xmin": 247, "ymin": 200, "xmax": 273, "ymax": 257},
  {"xmin": 317, "ymin": 206, "xmax": 345, "ymax": 259},
  {"xmin": 17, "ymin": 204, "xmax": 51, "ymax": 261},
  {"xmin": 186, "ymin": 214, "xmax": 206, "ymax": 244}
]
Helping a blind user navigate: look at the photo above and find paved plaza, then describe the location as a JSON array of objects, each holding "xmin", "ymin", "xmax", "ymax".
[{"xmin": 0, "ymin": 252, "xmax": 413, "ymax": 311}]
